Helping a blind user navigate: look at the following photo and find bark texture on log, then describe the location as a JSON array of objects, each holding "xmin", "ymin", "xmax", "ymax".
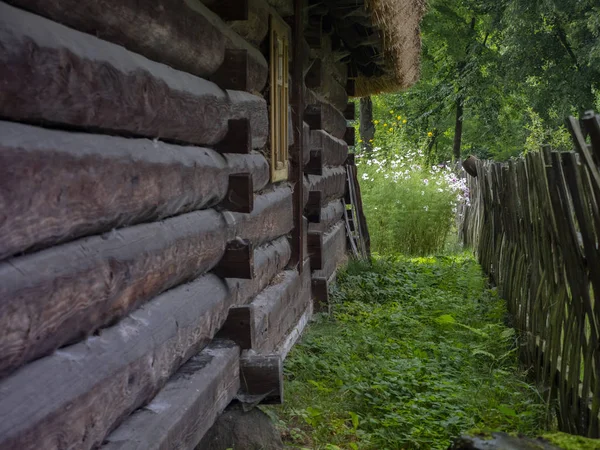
[
  {"xmin": 5, "ymin": 0, "xmax": 226, "ymax": 77},
  {"xmin": 308, "ymin": 200, "xmax": 345, "ymax": 233},
  {"xmin": 101, "ymin": 340, "xmax": 240, "ymax": 450},
  {"xmin": 0, "ymin": 237, "xmax": 291, "ymax": 450},
  {"xmin": 0, "ymin": 121, "xmax": 268, "ymax": 260},
  {"xmin": 312, "ymin": 220, "xmax": 347, "ymax": 280},
  {"xmin": 306, "ymin": 167, "xmax": 347, "ymax": 204},
  {"xmin": 310, "ymin": 129, "xmax": 349, "ymax": 167},
  {"xmin": 0, "ymin": 4, "xmax": 268, "ymax": 146}
]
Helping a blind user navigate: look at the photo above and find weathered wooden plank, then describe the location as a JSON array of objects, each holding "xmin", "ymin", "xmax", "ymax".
[
  {"xmin": 101, "ymin": 340, "xmax": 240, "ymax": 450},
  {"xmin": 0, "ymin": 273, "xmax": 234, "ymax": 450},
  {"xmin": 0, "ymin": 121, "xmax": 269, "ymax": 260},
  {"xmin": 0, "ymin": 210, "xmax": 228, "ymax": 378},
  {"xmin": 312, "ymin": 221, "xmax": 347, "ymax": 280},
  {"xmin": 310, "ymin": 129, "xmax": 349, "ymax": 167},
  {"xmin": 306, "ymin": 167, "xmax": 347, "ymax": 204},
  {"xmin": 308, "ymin": 200, "xmax": 345, "ymax": 233},
  {"xmin": 225, "ymin": 185, "xmax": 294, "ymax": 245},
  {"xmin": 5, "ymin": 0, "xmax": 226, "ymax": 77}
]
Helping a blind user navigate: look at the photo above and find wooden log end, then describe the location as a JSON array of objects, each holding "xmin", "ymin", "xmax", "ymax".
[
  {"xmin": 305, "ymin": 190, "xmax": 322, "ymax": 223},
  {"xmin": 305, "ymin": 58, "xmax": 322, "ymax": 89},
  {"xmin": 305, "ymin": 149, "xmax": 323, "ymax": 176},
  {"xmin": 222, "ymin": 173, "xmax": 254, "ymax": 213},
  {"xmin": 214, "ymin": 240, "xmax": 254, "ymax": 279},
  {"xmin": 345, "ymin": 153, "xmax": 355, "ymax": 166},
  {"xmin": 304, "ymin": 107, "xmax": 322, "ymax": 130},
  {"xmin": 216, "ymin": 118, "xmax": 252, "ymax": 154},
  {"xmin": 311, "ymin": 277, "xmax": 329, "ymax": 312},
  {"xmin": 344, "ymin": 102, "xmax": 356, "ymax": 120},
  {"xmin": 210, "ymin": 49, "xmax": 250, "ymax": 91},
  {"xmin": 344, "ymin": 127, "xmax": 356, "ymax": 146},
  {"xmin": 345, "ymin": 79, "xmax": 356, "ymax": 96},
  {"xmin": 207, "ymin": 0, "xmax": 249, "ymax": 20},
  {"xmin": 239, "ymin": 353, "xmax": 283, "ymax": 404},
  {"xmin": 217, "ymin": 306, "xmax": 253, "ymax": 349},
  {"xmin": 307, "ymin": 232, "xmax": 323, "ymax": 271}
]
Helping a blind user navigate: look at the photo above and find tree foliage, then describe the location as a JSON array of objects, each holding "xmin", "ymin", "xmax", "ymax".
[{"xmin": 370, "ymin": 0, "xmax": 600, "ymax": 161}]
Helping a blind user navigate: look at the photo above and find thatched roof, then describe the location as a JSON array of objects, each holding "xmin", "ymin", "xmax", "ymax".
[{"xmin": 355, "ymin": 0, "xmax": 426, "ymax": 96}]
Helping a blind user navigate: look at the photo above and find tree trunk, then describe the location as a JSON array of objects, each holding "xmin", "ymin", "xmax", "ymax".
[
  {"xmin": 452, "ymin": 97, "xmax": 464, "ymax": 161},
  {"xmin": 359, "ymin": 97, "xmax": 375, "ymax": 153}
]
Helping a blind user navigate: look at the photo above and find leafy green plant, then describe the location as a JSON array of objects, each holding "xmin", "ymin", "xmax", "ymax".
[{"xmin": 271, "ymin": 255, "xmax": 552, "ymax": 449}]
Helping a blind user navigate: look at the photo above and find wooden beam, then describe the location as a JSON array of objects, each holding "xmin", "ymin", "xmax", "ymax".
[
  {"xmin": 312, "ymin": 220, "xmax": 347, "ymax": 280},
  {"xmin": 216, "ymin": 306, "xmax": 253, "ymax": 348},
  {"xmin": 213, "ymin": 240, "xmax": 254, "ymax": 279},
  {"xmin": 215, "ymin": 119, "xmax": 252, "ymax": 154},
  {"xmin": 205, "ymin": 0, "xmax": 250, "ymax": 20},
  {"xmin": 306, "ymin": 166, "xmax": 347, "ymax": 204},
  {"xmin": 0, "ymin": 273, "xmax": 234, "ymax": 450},
  {"xmin": 305, "ymin": 190, "xmax": 323, "ymax": 223},
  {"xmin": 0, "ymin": 121, "xmax": 269, "ymax": 261},
  {"xmin": 344, "ymin": 102, "xmax": 356, "ymax": 120},
  {"xmin": 227, "ymin": 185, "xmax": 294, "ymax": 246},
  {"xmin": 305, "ymin": 101, "xmax": 347, "ymax": 139},
  {"xmin": 344, "ymin": 126, "xmax": 356, "ymax": 146},
  {"xmin": 310, "ymin": 129, "xmax": 349, "ymax": 166},
  {"xmin": 222, "ymin": 173, "xmax": 254, "ymax": 213},
  {"xmin": 305, "ymin": 105, "xmax": 323, "ymax": 130},
  {"xmin": 346, "ymin": 78, "xmax": 356, "ymax": 96},
  {"xmin": 239, "ymin": 353, "xmax": 283, "ymax": 404},
  {"xmin": 308, "ymin": 200, "xmax": 345, "ymax": 233},
  {"xmin": 305, "ymin": 149, "xmax": 324, "ymax": 176},
  {"xmin": 311, "ymin": 277, "xmax": 329, "ymax": 311},
  {"xmin": 305, "ymin": 58, "xmax": 322, "ymax": 89},
  {"xmin": 101, "ymin": 340, "xmax": 240, "ymax": 450},
  {"xmin": 210, "ymin": 49, "xmax": 250, "ymax": 91},
  {"xmin": 228, "ymin": 90, "xmax": 269, "ymax": 150},
  {"xmin": 307, "ymin": 232, "xmax": 324, "ymax": 270}
]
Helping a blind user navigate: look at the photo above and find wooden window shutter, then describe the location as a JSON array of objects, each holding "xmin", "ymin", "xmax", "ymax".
[{"xmin": 269, "ymin": 14, "xmax": 290, "ymax": 182}]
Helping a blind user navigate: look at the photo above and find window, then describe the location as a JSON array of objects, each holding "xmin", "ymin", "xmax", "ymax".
[{"xmin": 269, "ymin": 14, "xmax": 289, "ymax": 182}]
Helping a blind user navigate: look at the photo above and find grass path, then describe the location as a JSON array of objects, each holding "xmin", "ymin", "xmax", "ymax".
[{"xmin": 268, "ymin": 253, "xmax": 552, "ymax": 449}]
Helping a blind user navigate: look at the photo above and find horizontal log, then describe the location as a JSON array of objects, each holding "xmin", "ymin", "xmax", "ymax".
[
  {"xmin": 227, "ymin": 0, "xmax": 270, "ymax": 46},
  {"xmin": 0, "ymin": 121, "xmax": 268, "ymax": 260},
  {"xmin": 239, "ymin": 353, "xmax": 283, "ymax": 404},
  {"xmin": 250, "ymin": 269, "xmax": 311, "ymax": 353},
  {"xmin": 310, "ymin": 129, "xmax": 349, "ymax": 166},
  {"xmin": 226, "ymin": 237, "xmax": 292, "ymax": 306},
  {"xmin": 306, "ymin": 166, "xmax": 347, "ymax": 203},
  {"xmin": 308, "ymin": 200, "xmax": 345, "ymax": 233},
  {"xmin": 186, "ymin": 0, "xmax": 268, "ymax": 92},
  {"xmin": 0, "ymin": 210, "xmax": 228, "ymax": 379},
  {"xmin": 0, "ymin": 273, "xmax": 235, "ymax": 450},
  {"xmin": 312, "ymin": 221, "xmax": 347, "ymax": 280},
  {"xmin": 101, "ymin": 340, "xmax": 240, "ymax": 450},
  {"xmin": 304, "ymin": 102, "xmax": 347, "ymax": 139},
  {"xmin": 227, "ymin": 90, "xmax": 269, "ymax": 149},
  {"xmin": 313, "ymin": 74, "xmax": 349, "ymax": 111},
  {"xmin": 225, "ymin": 185, "xmax": 294, "ymax": 245},
  {"xmin": 0, "ymin": 3, "xmax": 234, "ymax": 146},
  {"xmin": 5, "ymin": 0, "xmax": 226, "ymax": 78},
  {"xmin": 213, "ymin": 240, "xmax": 254, "ymax": 279}
]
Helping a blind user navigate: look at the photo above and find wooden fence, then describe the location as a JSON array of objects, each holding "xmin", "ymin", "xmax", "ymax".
[{"xmin": 460, "ymin": 111, "xmax": 600, "ymax": 437}]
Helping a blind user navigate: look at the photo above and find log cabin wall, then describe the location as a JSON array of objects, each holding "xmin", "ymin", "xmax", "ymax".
[
  {"xmin": 303, "ymin": 26, "xmax": 355, "ymax": 310},
  {"xmin": 0, "ymin": 0, "xmax": 315, "ymax": 448}
]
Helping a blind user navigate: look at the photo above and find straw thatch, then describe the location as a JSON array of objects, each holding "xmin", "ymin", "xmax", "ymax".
[{"xmin": 355, "ymin": 0, "xmax": 426, "ymax": 96}]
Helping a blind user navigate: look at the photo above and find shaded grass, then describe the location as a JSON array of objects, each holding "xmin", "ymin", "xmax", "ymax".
[{"xmin": 269, "ymin": 253, "xmax": 552, "ymax": 449}]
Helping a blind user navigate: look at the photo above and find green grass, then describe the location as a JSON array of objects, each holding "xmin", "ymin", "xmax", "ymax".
[{"xmin": 269, "ymin": 253, "xmax": 552, "ymax": 449}]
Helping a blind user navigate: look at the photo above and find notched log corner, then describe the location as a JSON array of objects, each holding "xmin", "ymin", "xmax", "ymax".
[
  {"xmin": 216, "ymin": 118, "xmax": 252, "ymax": 154},
  {"xmin": 222, "ymin": 173, "xmax": 254, "ymax": 213},
  {"xmin": 214, "ymin": 239, "xmax": 255, "ymax": 279}
]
